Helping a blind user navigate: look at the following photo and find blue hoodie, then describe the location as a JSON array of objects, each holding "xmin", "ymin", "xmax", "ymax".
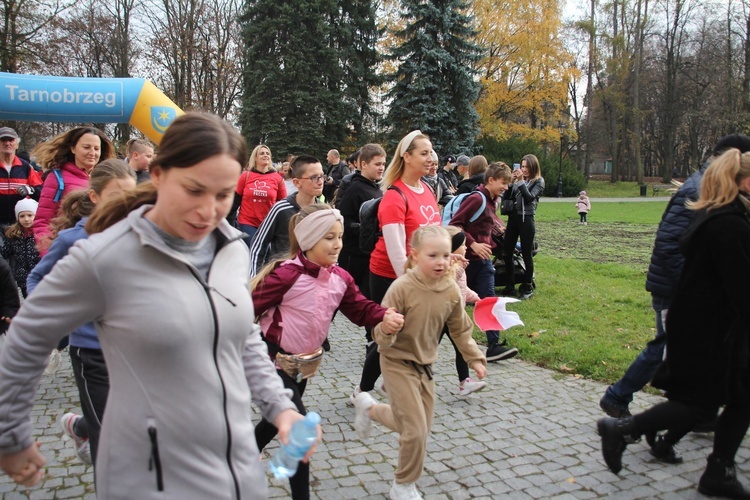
[{"xmin": 27, "ymin": 217, "xmax": 99, "ymax": 349}]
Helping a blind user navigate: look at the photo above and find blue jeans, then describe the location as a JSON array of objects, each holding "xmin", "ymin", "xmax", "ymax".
[
  {"xmin": 604, "ymin": 295, "xmax": 668, "ymax": 407},
  {"xmin": 238, "ymin": 224, "xmax": 257, "ymax": 245},
  {"xmin": 466, "ymin": 259, "xmax": 499, "ymax": 347}
]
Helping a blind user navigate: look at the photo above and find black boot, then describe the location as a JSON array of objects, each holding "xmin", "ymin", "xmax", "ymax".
[
  {"xmin": 698, "ymin": 455, "xmax": 750, "ymax": 499},
  {"xmin": 518, "ymin": 282, "xmax": 534, "ymax": 300},
  {"xmin": 649, "ymin": 435, "xmax": 683, "ymax": 464},
  {"xmin": 500, "ymin": 285, "xmax": 516, "ymax": 297},
  {"xmin": 597, "ymin": 416, "xmax": 639, "ymax": 474}
]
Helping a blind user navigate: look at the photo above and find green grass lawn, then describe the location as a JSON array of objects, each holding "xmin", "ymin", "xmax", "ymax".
[
  {"xmin": 472, "ymin": 199, "xmax": 671, "ymax": 386},
  {"xmin": 581, "ymin": 180, "xmax": 642, "ymax": 198},
  {"xmin": 577, "ymin": 179, "xmax": 673, "ymax": 198},
  {"xmin": 535, "ymin": 200, "xmax": 667, "ymax": 225}
]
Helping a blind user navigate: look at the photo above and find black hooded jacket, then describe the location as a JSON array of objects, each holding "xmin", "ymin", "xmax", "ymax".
[{"xmin": 338, "ymin": 173, "xmax": 383, "ymax": 255}]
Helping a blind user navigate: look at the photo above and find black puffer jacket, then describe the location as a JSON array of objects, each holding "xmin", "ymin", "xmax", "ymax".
[
  {"xmin": 0, "ymin": 255, "xmax": 20, "ymax": 333},
  {"xmin": 645, "ymin": 165, "xmax": 705, "ymax": 302},
  {"xmin": 455, "ymin": 173, "xmax": 485, "ymax": 196},
  {"xmin": 338, "ymin": 173, "xmax": 382, "ymax": 255}
]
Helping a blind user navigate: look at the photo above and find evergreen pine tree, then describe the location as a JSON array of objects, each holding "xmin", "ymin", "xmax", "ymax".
[
  {"xmin": 239, "ymin": 0, "xmax": 380, "ymax": 157},
  {"xmin": 333, "ymin": 0, "xmax": 382, "ymax": 142},
  {"xmin": 240, "ymin": 0, "xmax": 341, "ymax": 157},
  {"xmin": 386, "ymin": 0, "xmax": 481, "ymax": 156}
]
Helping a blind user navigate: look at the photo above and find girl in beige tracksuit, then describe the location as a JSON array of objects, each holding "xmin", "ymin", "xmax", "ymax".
[{"xmin": 353, "ymin": 225, "xmax": 487, "ymax": 500}]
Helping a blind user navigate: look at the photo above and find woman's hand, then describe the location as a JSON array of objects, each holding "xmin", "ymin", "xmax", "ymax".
[
  {"xmin": 380, "ymin": 308, "xmax": 404, "ymax": 335},
  {"xmin": 274, "ymin": 409, "xmax": 322, "ymax": 463},
  {"xmin": 0, "ymin": 443, "xmax": 46, "ymax": 487}
]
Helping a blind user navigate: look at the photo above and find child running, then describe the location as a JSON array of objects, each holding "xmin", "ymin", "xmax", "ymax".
[
  {"xmin": 440, "ymin": 226, "xmax": 486, "ymax": 396},
  {"xmin": 251, "ymin": 204, "xmax": 404, "ymax": 500},
  {"xmin": 2, "ymin": 198, "xmax": 40, "ymax": 297},
  {"xmin": 353, "ymin": 225, "xmax": 487, "ymax": 500},
  {"xmin": 27, "ymin": 159, "xmax": 136, "ymax": 466}
]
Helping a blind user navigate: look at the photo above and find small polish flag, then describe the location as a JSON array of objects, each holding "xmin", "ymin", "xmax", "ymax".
[{"xmin": 473, "ymin": 297, "xmax": 524, "ymax": 331}]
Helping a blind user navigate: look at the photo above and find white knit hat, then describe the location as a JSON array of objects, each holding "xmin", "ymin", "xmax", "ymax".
[{"xmin": 15, "ymin": 198, "xmax": 38, "ymax": 220}]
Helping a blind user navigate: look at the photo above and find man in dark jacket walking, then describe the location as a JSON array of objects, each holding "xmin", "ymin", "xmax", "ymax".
[
  {"xmin": 599, "ymin": 133, "xmax": 750, "ymax": 418},
  {"xmin": 324, "ymin": 149, "xmax": 351, "ymax": 203}
]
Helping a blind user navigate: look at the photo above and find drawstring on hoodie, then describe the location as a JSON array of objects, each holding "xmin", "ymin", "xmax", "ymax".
[{"xmin": 406, "ymin": 360, "xmax": 433, "ymax": 380}]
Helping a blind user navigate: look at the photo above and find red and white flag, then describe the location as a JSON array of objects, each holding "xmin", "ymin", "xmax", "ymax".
[{"xmin": 473, "ymin": 297, "xmax": 524, "ymax": 331}]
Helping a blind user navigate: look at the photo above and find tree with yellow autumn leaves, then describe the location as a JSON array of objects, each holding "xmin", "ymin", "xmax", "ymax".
[{"xmin": 471, "ymin": 0, "xmax": 579, "ymax": 145}]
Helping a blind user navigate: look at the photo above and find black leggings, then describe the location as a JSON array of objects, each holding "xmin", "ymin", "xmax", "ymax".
[
  {"xmin": 358, "ymin": 273, "xmax": 394, "ymax": 391},
  {"xmin": 633, "ymin": 399, "xmax": 748, "ymax": 460},
  {"xmin": 439, "ymin": 325, "xmax": 469, "ymax": 382},
  {"xmin": 255, "ymin": 371, "xmax": 310, "ymax": 500},
  {"xmin": 504, "ymin": 214, "xmax": 535, "ymax": 285},
  {"xmin": 70, "ymin": 347, "xmax": 109, "ymax": 466}
]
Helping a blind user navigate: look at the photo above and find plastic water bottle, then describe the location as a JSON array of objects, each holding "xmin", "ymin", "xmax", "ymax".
[{"xmin": 269, "ymin": 412, "xmax": 321, "ymax": 479}]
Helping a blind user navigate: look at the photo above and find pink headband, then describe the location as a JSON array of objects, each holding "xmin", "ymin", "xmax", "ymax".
[{"xmin": 294, "ymin": 209, "xmax": 344, "ymax": 251}]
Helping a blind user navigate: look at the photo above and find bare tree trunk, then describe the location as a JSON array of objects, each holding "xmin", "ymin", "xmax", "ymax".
[
  {"xmin": 609, "ymin": 0, "xmax": 619, "ymax": 183},
  {"xmin": 584, "ymin": 0, "xmax": 596, "ymax": 180},
  {"xmin": 633, "ymin": 0, "xmax": 646, "ymax": 185}
]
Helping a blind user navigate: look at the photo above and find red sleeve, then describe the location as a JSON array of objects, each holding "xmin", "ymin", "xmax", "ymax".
[
  {"xmin": 235, "ymin": 171, "xmax": 248, "ymax": 195},
  {"xmin": 378, "ymin": 188, "xmax": 407, "ymax": 226},
  {"xmin": 251, "ymin": 263, "xmax": 299, "ymax": 317},
  {"xmin": 27, "ymin": 169, "xmax": 42, "ymax": 188},
  {"xmin": 276, "ymin": 174, "xmax": 286, "ymax": 201},
  {"xmin": 334, "ymin": 268, "xmax": 387, "ymax": 327}
]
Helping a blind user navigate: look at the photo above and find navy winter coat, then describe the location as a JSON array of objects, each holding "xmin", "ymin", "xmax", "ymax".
[{"xmin": 645, "ymin": 165, "xmax": 705, "ymax": 302}]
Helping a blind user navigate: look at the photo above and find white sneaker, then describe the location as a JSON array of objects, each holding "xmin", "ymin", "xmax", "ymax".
[
  {"xmin": 60, "ymin": 413, "xmax": 92, "ymax": 464},
  {"xmin": 353, "ymin": 391, "xmax": 376, "ymax": 439},
  {"xmin": 349, "ymin": 386, "xmax": 361, "ymax": 406},
  {"xmin": 43, "ymin": 350, "xmax": 62, "ymax": 376},
  {"xmin": 389, "ymin": 480, "xmax": 422, "ymax": 500},
  {"xmin": 458, "ymin": 378, "xmax": 486, "ymax": 397}
]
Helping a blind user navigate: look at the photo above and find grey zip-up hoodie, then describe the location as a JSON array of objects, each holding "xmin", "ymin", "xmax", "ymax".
[{"xmin": 0, "ymin": 205, "xmax": 296, "ymax": 499}]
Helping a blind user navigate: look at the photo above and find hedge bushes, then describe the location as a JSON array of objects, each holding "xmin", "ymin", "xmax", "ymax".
[{"xmin": 473, "ymin": 136, "xmax": 585, "ymax": 197}]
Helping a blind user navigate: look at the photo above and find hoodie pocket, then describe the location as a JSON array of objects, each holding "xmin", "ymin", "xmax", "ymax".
[{"xmin": 147, "ymin": 418, "xmax": 164, "ymax": 491}]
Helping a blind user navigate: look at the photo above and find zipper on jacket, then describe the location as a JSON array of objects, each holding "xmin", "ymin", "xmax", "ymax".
[
  {"xmin": 204, "ymin": 283, "xmax": 242, "ymax": 500},
  {"xmin": 147, "ymin": 418, "xmax": 164, "ymax": 491}
]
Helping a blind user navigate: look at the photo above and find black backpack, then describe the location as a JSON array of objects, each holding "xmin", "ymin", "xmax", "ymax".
[{"xmin": 358, "ymin": 186, "xmax": 407, "ymax": 254}]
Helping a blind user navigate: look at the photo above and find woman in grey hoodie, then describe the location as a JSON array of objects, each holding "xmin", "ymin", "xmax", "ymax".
[{"xmin": 0, "ymin": 113, "xmax": 309, "ymax": 499}]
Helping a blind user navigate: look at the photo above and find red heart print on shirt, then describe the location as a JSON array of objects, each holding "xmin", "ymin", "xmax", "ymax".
[{"xmin": 420, "ymin": 205, "xmax": 441, "ymax": 226}]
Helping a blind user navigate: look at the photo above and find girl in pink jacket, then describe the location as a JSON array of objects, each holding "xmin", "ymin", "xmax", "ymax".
[
  {"xmin": 441, "ymin": 226, "xmax": 486, "ymax": 396},
  {"xmin": 30, "ymin": 127, "xmax": 115, "ymax": 252},
  {"xmin": 250, "ymin": 204, "xmax": 404, "ymax": 500}
]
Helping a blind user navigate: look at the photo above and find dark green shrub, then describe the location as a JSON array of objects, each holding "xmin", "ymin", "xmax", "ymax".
[{"xmin": 475, "ymin": 136, "xmax": 585, "ymax": 197}]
